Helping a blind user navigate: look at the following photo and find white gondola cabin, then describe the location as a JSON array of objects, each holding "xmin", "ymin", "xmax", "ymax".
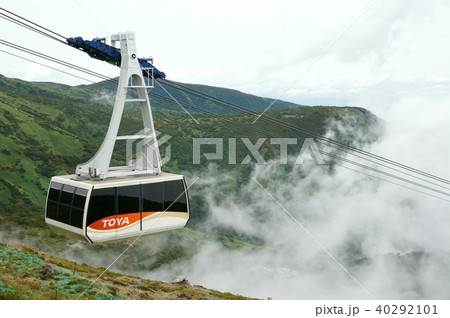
[{"xmin": 45, "ymin": 173, "xmax": 189, "ymax": 243}]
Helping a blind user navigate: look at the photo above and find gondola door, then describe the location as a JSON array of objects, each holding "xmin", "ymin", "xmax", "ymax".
[
  {"xmin": 86, "ymin": 187, "xmax": 117, "ymax": 242},
  {"xmin": 142, "ymin": 182, "xmax": 164, "ymax": 233},
  {"xmin": 116, "ymin": 185, "xmax": 141, "ymax": 238}
]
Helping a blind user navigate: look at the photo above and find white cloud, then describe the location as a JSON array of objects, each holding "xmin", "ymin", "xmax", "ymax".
[{"xmin": 139, "ymin": 89, "xmax": 450, "ymax": 299}]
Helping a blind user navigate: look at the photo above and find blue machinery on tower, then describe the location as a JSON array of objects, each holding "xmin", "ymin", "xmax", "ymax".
[{"xmin": 67, "ymin": 35, "xmax": 166, "ymax": 79}]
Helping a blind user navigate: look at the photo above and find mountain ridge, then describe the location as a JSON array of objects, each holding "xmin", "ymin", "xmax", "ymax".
[{"xmin": 0, "ymin": 74, "xmax": 306, "ymax": 114}]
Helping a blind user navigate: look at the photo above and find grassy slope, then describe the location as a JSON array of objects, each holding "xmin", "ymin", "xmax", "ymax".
[{"xmin": 0, "ymin": 243, "xmax": 251, "ymax": 300}]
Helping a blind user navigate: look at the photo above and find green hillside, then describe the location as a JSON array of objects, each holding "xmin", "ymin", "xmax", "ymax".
[
  {"xmin": 0, "ymin": 74, "xmax": 380, "ymax": 299},
  {"xmin": 0, "ymin": 73, "xmax": 378, "ymax": 209}
]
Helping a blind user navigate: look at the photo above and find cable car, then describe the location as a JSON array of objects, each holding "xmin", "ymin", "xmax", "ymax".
[
  {"xmin": 45, "ymin": 173, "xmax": 189, "ymax": 243},
  {"xmin": 45, "ymin": 32, "xmax": 191, "ymax": 243}
]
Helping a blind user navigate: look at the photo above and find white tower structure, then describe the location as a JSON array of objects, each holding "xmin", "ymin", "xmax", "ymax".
[{"xmin": 76, "ymin": 32, "xmax": 162, "ymax": 180}]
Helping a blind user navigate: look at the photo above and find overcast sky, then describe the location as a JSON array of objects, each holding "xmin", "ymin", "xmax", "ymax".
[{"xmin": 1, "ymin": 0, "xmax": 450, "ymax": 115}]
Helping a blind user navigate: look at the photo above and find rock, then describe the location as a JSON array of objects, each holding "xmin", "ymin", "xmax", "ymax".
[
  {"xmin": 171, "ymin": 276, "xmax": 189, "ymax": 285},
  {"xmin": 138, "ymin": 292, "xmax": 153, "ymax": 300},
  {"xmin": 176, "ymin": 292, "xmax": 191, "ymax": 299},
  {"xmin": 36, "ymin": 265, "xmax": 54, "ymax": 279},
  {"xmin": 16, "ymin": 272, "xmax": 29, "ymax": 278}
]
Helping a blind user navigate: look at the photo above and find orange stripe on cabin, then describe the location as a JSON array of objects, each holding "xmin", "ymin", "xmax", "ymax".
[{"xmin": 89, "ymin": 212, "xmax": 157, "ymax": 230}]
